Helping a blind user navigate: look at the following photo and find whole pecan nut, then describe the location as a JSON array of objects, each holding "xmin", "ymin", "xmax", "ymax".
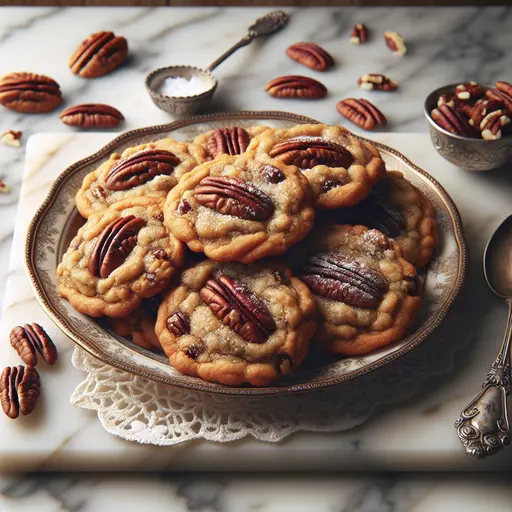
[
  {"xmin": 301, "ymin": 253, "xmax": 388, "ymax": 308},
  {"xmin": 193, "ymin": 176, "xmax": 274, "ymax": 221},
  {"xmin": 480, "ymin": 110, "xmax": 511, "ymax": 140},
  {"xmin": 105, "ymin": 149, "xmax": 180, "ymax": 191},
  {"xmin": 455, "ymin": 81, "xmax": 485, "ymax": 102},
  {"xmin": 10, "ymin": 323, "xmax": 58, "ymax": 366},
  {"xmin": 358, "ymin": 74, "xmax": 398, "ymax": 92},
  {"xmin": 286, "ymin": 42, "xmax": 334, "ymax": 71},
  {"xmin": 60, "ymin": 103, "xmax": 124, "ymax": 129},
  {"xmin": 69, "ymin": 31, "xmax": 128, "ymax": 78},
  {"xmin": 268, "ymin": 136, "xmax": 354, "ymax": 169},
  {"xmin": 88, "ymin": 215, "xmax": 145, "ymax": 278},
  {"xmin": 207, "ymin": 127, "xmax": 251, "ymax": 158},
  {"xmin": 265, "ymin": 75, "xmax": 327, "ymax": 99},
  {"xmin": 336, "ymin": 98, "xmax": 387, "ymax": 131},
  {"xmin": 350, "ymin": 23, "xmax": 369, "ymax": 45},
  {"xmin": 431, "ymin": 104, "xmax": 475, "ymax": 137},
  {"xmin": 200, "ymin": 274, "xmax": 276, "ymax": 343},
  {"xmin": 166, "ymin": 312, "xmax": 190, "ymax": 337},
  {"xmin": 0, "ymin": 72, "xmax": 62, "ymax": 113},
  {"xmin": 0, "ymin": 366, "xmax": 40, "ymax": 419},
  {"xmin": 384, "ymin": 32, "xmax": 407, "ymax": 56}
]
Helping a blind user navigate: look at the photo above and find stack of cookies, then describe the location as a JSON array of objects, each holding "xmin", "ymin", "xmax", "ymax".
[{"xmin": 57, "ymin": 123, "xmax": 437, "ymax": 387}]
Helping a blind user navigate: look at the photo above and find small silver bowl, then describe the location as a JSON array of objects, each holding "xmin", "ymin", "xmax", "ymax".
[
  {"xmin": 145, "ymin": 66, "xmax": 218, "ymax": 117},
  {"xmin": 424, "ymin": 84, "xmax": 512, "ymax": 172}
]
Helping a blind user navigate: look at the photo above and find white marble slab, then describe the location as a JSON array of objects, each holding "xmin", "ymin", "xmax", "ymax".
[{"xmin": 0, "ymin": 131, "xmax": 511, "ymax": 472}]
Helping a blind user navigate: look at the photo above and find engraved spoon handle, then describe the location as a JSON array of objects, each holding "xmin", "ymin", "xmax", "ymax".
[
  {"xmin": 455, "ymin": 298, "xmax": 512, "ymax": 459},
  {"xmin": 206, "ymin": 10, "xmax": 288, "ymax": 72}
]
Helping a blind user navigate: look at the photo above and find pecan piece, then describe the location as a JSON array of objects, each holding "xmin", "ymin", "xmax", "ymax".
[
  {"xmin": 269, "ymin": 136, "xmax": 354, "ymax": 169},
  {"xmin": 357, "ymin": 74, "xmax": 398, "ymax": 92},
  {"xmin": 260, "ymin": 164, "xmax": 285, "ymax": 184},
  {"xmin": 200, "ymin": 274, "xmax": 276, "ymax": 343},
  {"xmin": 0, "ymin": 366, "xmax": 40, "ymax": 419},
  {"xmin": 10, "ymin": 323, "xmax": 58, "ymax": 366},
  {"xmin": 301, "ymin": 253, "xmax": 388, "ymax": 308},
  {"xmin": 336, "ymin": 98, "xmax": 387, "ymax": 131},
  {"xmin": 486, "ymin": 82, "xmax": 512, "ymax": 111},
  {"xmin": 60, "ymin": 103, "xmax": 124, "ymax": 129},
  {"xmin": 431, "ymin": 104, "xmax": 475, "ymax": 137},
  {"xmin": 207, "ymin": 127, "xmax": 250, "ymax": 158},
  {"xmin": 194, "ymin": 176, "xmax": 274, "ymax": 221},
  {"xmin": 286, "ymin": 42, "xmax": 334, "ymax": 71},
  {"xmin": 0, "ymin": 72, "xmax": 62, "ymax": 113},
  {"xmin": 184, "ymin": 344, "xmax": 204, "ymax": 360},
  {"xmin": 0, "ymin": 130, "xmax": 22, "ymax": 147},
  {"xmin": 437, "ymin": 94, "xmax": 457, "ymax": 108},
  {"xmin": 265, "ymin": 75, "xmax": 327, "ymax": 99},
  {"xmin": 455, "ymin": 81, "xmax": 485, "ymax": 102},
  {"xmin": 350, "ymin": 23, "xmax": 368, "ymax": 45},
  {"xmin": 105, "ymin": 149, "xmax": 179, "ymax": 191},
  {"xmin": 88, "ymin": 215, "xmax": 145, "ymax": 278},
  {"xmin": 384, "ymin": 32, "xmax": 407, "ymax": 56},
  {"xmin": 480, "ymin": 110, "xmax": 511, "ymax": 140},
  {"xmin": 0, "ymin": 179, "xmax": 9, "ymax": 194},
  {"xmin": 167, "ymin": 312, "xmax": 190, "ymax": 337},
  {"xmin": 69, "ymin": 31, "xmax": 128, "ymax": 78},
  {"xmin": 460, "ymin": 99, "xmax": 504, "ymax": 127}
]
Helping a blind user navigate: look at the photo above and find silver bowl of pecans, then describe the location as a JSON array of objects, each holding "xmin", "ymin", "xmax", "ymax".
[{"xmin": 424, "ymin": 81, "xmax": 512, "ymax": 171}]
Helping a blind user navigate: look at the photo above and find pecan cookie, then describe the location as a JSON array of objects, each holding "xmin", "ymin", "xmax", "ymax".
[
  {"xmin": 325, "ymin": 171, "xmax": 437, "ymax": 267},
  {"xmin": 111, "ymin": 296, "xmax": 162, "ymax": 351},
  {"xmin": 193, "ymin": 125, "xmax": 270, "ymax": 159},
  {"xmin": 75, "ymin": 138, "xmax": 207, "ymax": 218},
  {"xmin": 248, "ymin": 124, "xmax": 386, "ymax": 209},
  {"xmin": 155, "ymin": 260, "xmax": 316, "ymax": 387},
  {"xmin": 57, "ymin": 198, "xmax": 185, "ymax": 318},
  {"xmin": 164, "ymin": 152, "xmax": 315, "ymax": 263},
  {"xmin": 300, "ymin": 224, "xmax": 422, "ymax": 356}
]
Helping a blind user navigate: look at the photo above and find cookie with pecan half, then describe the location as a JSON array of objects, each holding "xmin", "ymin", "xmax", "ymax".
[
  {"xmin": 247, "ymin": 124, "xmax": 386, "ymax": 209},
  {"xmin": 300, "ymin": 224, "xmax": 422, "ymax": 356},
  {"xmin": 164, "ymin": 152, "xmax": 315, "ymax": 263},
  {"xmin": 155, "ymin": 259, "xmax": 316, "ymax": 387},
  {"xmin": 193, "ymin": 125, "xmax": 270, "ymax": 160},
  {"xmin": 75, "ymin": 138, "xmax": 208, "ymax": 218},
  {"xmin": 111, "ymin": 296, "xmax": 162, "ymax": 351},
  {"xmin": 57, "ymin": 197, "xmax": 185, "ymax": 318},
  {"xmin": 325, "ymin": 171, "xmax": 437, "ymax": 267}
]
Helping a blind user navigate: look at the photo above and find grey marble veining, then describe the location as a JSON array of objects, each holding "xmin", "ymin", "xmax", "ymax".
[{"xmin": 1, "ymin": 6, "xmax": 512, "ymax": 511}]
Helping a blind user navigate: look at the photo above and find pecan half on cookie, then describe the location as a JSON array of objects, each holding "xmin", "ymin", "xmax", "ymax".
[
  {"xmin": 0, "ymin": 72, "xmax": 62, "ymax": 113},
  {"xmin": 69, "ymin": 31, "xmax": 128, "ymax": 78},
  {"xmin": 265, "ymin": 75, "xmax": 327, "ymax": 99},
  {"xmin": 155, "ymin": 260, "xmax": 316, "ymax": 387},
  {"xmin": 60, "ymin": 104, "xmax": 124, "ymax": 129},
  {"xmin": 336, "ymin": 98, "xmax": 387, "ymax": 131},
  {"xmin": 300, "ymin": 224, "xmax": 422, "ymax": 356},
  {"xmin": 57, "ymin": 197, "xmax": 185, "ymax": 318},
  {"xmin": 247, "ymin": 124, "xmax": 386, "ymax": 209},
  {"xmin": 75, "ymin": 138, "xmax": 208, "ymax": 218},
  {"xmin": 164, "ymin": 152, "xmax": 315, "ymax": 263},
  {"xmin": 286, "ymin": 42, "xmax": 334, "ymax": 71}
]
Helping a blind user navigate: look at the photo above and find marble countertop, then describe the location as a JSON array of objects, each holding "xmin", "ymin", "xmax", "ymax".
[{"xmin": 1, "ymin": 5, "xmax": 512, "ymax": 511}]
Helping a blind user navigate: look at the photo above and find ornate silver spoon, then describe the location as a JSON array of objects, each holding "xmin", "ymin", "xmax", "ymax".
[
  {"xmin": 455, "ymin": 215, "xmax": 512, "ymax": 459},
  {"xmin": 145, "ymin": 10, "xmax": 288, "ymax": 116}
]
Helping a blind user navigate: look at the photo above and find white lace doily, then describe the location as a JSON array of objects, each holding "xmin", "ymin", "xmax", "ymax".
[{"xmin": 70, "ymin": 294, "xmax": 472, "ymax": 446}]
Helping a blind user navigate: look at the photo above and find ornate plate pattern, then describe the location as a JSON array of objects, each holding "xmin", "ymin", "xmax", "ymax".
[{"xmin": 25, "ymin": 111, "xmax": 468, "ymax": 396}]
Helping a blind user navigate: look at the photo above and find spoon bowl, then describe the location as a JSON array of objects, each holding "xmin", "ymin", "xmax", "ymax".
[
  {"xmin": 484, "ymin": 214, "xmax": 512, "ymax": 299},
  {"xmin": 145, "ymin": 65, "xmax": 218, "ymax": 116}
]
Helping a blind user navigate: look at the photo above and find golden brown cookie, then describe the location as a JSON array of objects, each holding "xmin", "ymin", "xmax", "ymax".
[
  {"xmin": 163, "ymin": 152, "xmax": 315, "ymax": 263},
  {"xmin": 193, "ymin": 125, "xmax": 270, "ymax": 159},
  {"xmin": 155, "ymin": 260, "xmax": 316, "ymax": 387},
  {"xmin": 323, "ymin": 171, "xmax": 437, "ymax": 267},
  {"xmin": 111, "ymin": 296, "xmax": 162, "ymax": 351},
  {"xmin": 248, "ymin": 124, "xmax": 386, "ymax": 209},
  {"xmin": 75, "ymin": 138, "xmax": 207, "ymax": 218},
  {"xmin": 300, "ymin": 224, "xmax": 422, "ymax": 356},
  {"xmin": 57, "ymin": 197, "xmax": 185, "ymax": 318}
]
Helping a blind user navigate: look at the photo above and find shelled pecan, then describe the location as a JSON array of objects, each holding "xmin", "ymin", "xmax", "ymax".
[
  {"xmin": 286, "ymin": 42, "xmax": 334, "ymax": 71},
  {"xmin": 0, "ymin": 366, "xmax": 40, "ymax": 419},
  {"xmin": 384, "ymin": 32, "xmax": 407, "ymax": 56},
  {"xmin": 265, "ymin": 75, "xmax": 327, "ymax": 99},
  {"xmin": 60, "ymin": 104, "xmax": 124, "ymax": 129},
  {"xmin": 357, "ymin": 74, "xmax": 398, "ymax": 92},
  {"xmin": 10, "ymin": 323, "xmax": 57, "ymax": 366},
  {"xmin": 350, "ymin": 24, "xmax": 368, "ymax": 45},
  {"xmin": 336, "ymin": 98, "xmax": 387, "ymax": 131}
]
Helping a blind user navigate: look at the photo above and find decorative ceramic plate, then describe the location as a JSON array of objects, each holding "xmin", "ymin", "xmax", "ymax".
[{"xmin": 25, "ymin": 111, "xmax": 468, "ymax": 396}]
